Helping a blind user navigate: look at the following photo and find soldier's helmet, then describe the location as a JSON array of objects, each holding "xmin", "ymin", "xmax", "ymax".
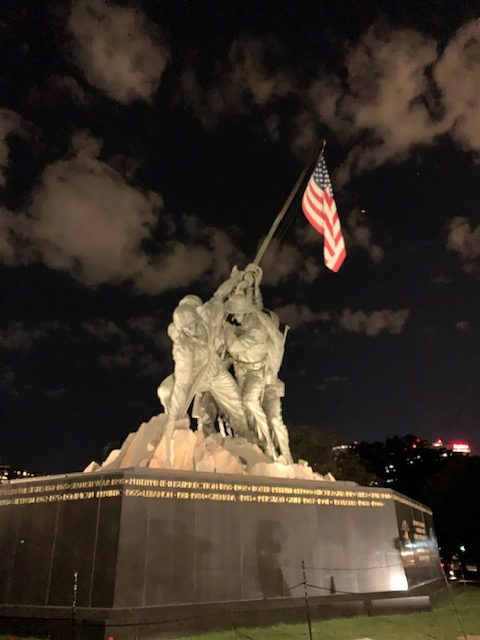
[
  {"xmin": 178, "ymin": 294, "xmax": 202, "ymax": 308},
  {"xmin": 225, "ymin": 294, "xmax": 253, "ymax": 315},
  {"xmin": 263, "ymin": 309, "xmax": 280, "ymax": 329},
  {"xmin": 173, "ymin": 304, "xmax": 200, "ymax": 330}
]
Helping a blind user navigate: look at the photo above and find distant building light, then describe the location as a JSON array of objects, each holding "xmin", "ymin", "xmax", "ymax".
[
  {"xmin": 459, "ymin": 545, "xmax": 466, "ymax": 552},
  {"xmin": 0, "ymin": 463, "xmax": 36, "ymax": 484},
  {"xmin": 450, "ymin": 442, "xmax": 471, "ymax": 454},
  {"xmin": 432, "ymin": 438, "xmax": 444, "ymax": 448}
]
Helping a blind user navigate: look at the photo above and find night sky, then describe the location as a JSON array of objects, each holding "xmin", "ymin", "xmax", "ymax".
[{"xmin": 1, "ymin": 1, "xmax": 479, "ymax": 474}]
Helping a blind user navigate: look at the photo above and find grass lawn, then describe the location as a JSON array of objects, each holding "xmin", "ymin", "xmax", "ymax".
[
  {"xmin": 189, "ymin": 586, "xmax": 480, "ymax": 640},
  {"xmin": 1, "ymin": 586, "xmax": 479, "ymax": 640}
]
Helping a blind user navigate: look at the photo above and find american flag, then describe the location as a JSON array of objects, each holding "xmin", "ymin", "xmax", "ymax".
[{"xmin": 301, "ymin": 153, "xmax": 346, "ymax": 272}]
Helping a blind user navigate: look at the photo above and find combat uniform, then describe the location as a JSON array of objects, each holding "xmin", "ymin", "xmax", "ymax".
[
  {"xmin": 159, "ymin": 297, "xmax": 250, "ymax": 440},
  {"xmin": 225, "ymin": 309, "xmax": 276, "ymax": 457}
]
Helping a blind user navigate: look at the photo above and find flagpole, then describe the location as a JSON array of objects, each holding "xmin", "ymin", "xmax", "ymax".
[{"xmin": 253, "ymin": 140, "xmax": 325, "ymax": 266}]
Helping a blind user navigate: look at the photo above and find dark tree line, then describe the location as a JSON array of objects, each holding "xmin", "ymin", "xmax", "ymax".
[{"xmin": 288, "ymin": 425, "xmax": 378, "ymax": 485}]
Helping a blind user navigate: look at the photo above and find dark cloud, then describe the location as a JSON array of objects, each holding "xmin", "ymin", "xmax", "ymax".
[
  {"xmin": 82, "ymin": 319, "xmax": 127, "ymax": 341},
  {"xmin": 0, "ymin": 322, "xmax": 58, "ymax": 350},
  {"xmin": 274, "ymin": 304, "xmax": 410, "ymax": 336},
  {"xmin": 0, "ymin": 109, "xmax": 26, "ymax": 186},
  {"xmin": 47, "ymin": 75, "xmax": 89, "ymax": 105},
  {"xmin": 456, "ymin": 320, "xmax": 470, "ymax": 331},
  {"xmin": 180, "ymin": 35, "xmax": 294, "ymax": 128},
  {"xmin": 339, "ymin": 308, "xmax": 410, "ymax": 336},
  {"xmin": 345, "ymin": 210, "xmax": 384, "ymax": 264},
  {"xmin": 274, "ymin": 303, "xmax": 330, "ymax": 330},
  {"xmin": 80, "ymin": 314, "xmax": 170, "ymax": 377}
]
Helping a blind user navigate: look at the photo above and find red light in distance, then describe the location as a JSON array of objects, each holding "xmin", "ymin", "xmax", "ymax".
[{"xmin": 450, "ymin": 441, "xmax": 471, "ymax": 454}]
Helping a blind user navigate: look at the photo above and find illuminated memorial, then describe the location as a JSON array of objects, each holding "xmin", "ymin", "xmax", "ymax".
[{"xmin": 0, "ymin": 264, "xmax": 443, "ymax": 640}]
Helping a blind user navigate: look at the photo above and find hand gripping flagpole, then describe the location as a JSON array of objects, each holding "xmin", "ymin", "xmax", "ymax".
[{"xmin": 253, "ymin": 140, "xmax": 325, "ymax": 266}]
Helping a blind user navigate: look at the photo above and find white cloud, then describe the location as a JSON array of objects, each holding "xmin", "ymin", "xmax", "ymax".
[
  {"xmin": 0, "ymin": 108, "xmax": 25, "ymax": 186},
  {"xmin": 311, "ymin": 21, "xmax": 480, "ymax": 181},
  {"xmin": 128, "ymin": 315, "xmax": 172, "ymax": 352},
  {"xmin": 182, "ymin": 215, "xmax": 245, "ymax": 285},
  {"xmin": 260, "ymin": 238, "xmax": 321, "ymax": 286},
  {"xmin": 294, "ymin": 221, "xmax": 321, "ymax": 245},
  {"xmin": 434, "ymin": 21, "xmax": 480, "ymax": 153},
  {"xmin": 290, "ymin": 109, "xmax": 318, "ymax": 157},
  {"xmin": 338, "ymin": 27, "xmax": 445, "ymax": 178},
  {"xmin": 447, "ymin": 216, "xmax": 480, "ymax": 272},
  {"xmin": 82, "ymin": 319, "xmax": 127, "ymax": 341},
  {"xmin": 128, "ymin": 316, "xmax": 157, "ymax": 334},
  {"xmin": 301, "ymin": 256, "xmax": 321, "ymax": 283},
  {"xmin": 274, "ymin": 304, "xmax": 409, "ymax": 335},
  {"xmin": 98, "ymin": 344, "xmax": 138, "ymax": 370},
  {"xmin": 27, "ymin": 131, "xmax": 164, "ymax": 288},
  {"xmin": 308, "ymin": 76, "xmax": 345, "ymax": 137},
  {"xmin": 69, "ymin": 0, "xmax": 170, "ymax": 104},
  {"xmin": 136, "ymin": 241, "xmax": 212, "ymax": 294},
  {"xmin": 339, "ymin": 308, "xmax": 409, "ymax": 336},
  {"xmin": 274, "ymin": 303, "xmax": 330, "ymax": 330}
]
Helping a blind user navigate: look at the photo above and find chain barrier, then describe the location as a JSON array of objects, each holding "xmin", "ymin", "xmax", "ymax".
[{"xmin": 2, "ymin": 564, "xmax": 471, "ymax": 640}]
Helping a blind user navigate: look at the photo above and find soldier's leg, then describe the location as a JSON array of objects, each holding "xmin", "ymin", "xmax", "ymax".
[
  {"xmin": 263, "ymin": 386, "xmax": 293, "ymax": 464},
  {"xmin": 192, "ymin": 391, "xmax": 218, "ymax": 436},
  {"xmin": 208, "ymin": 370, "xmax": 253, "ymax": 442},
  {"xmin": 242, "ymin": 370, "xmax": 276, "ymax": 458},
  {"xmin": 157, "ymin": 374, "xmax": 174, "ymax": 413}
]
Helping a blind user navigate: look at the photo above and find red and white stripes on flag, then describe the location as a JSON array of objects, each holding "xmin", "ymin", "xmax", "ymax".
[{"xmin": 301, "ymin": 155, "xmax": 346, "ymax": 272}]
